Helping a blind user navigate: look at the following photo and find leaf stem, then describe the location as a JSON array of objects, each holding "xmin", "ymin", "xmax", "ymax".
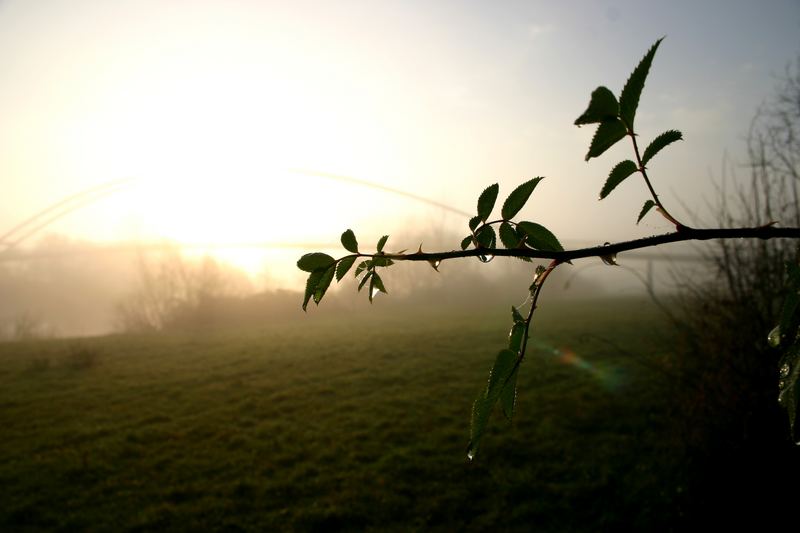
[{"xmin": 628, "ymin": 130, "xmax": 686, "ymax": 229}]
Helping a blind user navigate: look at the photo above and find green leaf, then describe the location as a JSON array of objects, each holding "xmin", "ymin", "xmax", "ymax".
[
  {"xmin": 637, "ymin": 200, "xmax": 656, "ymax": 224},
  {"xmin": 297, "ymin": 253, "xmax": 335, "ymax": 273},
  {"xmin": 574, "ymin": 86, "xmax": 619, "ymax": 125},
  {"xmin": 302, "ymin": 269, "xmax": 325, "ymax": 311},
  {"xmin": 477, "ymin": 184, "xmax": 499, "ymax": 222},
  {"xmin": 642, "ymin": 130, "xmax": 683, "ymax": 166},
  {"xmin": 468, "ymin": 215, "xmax": 482, "ymax": 232},
  {"xmin": 585, "ymin": 119, "xmax": 628, "ymax": 161},
  {"xmin": 369, "ymin": 272, "xmax": 387, "ymax": 303},
  {"xmin": 600, "ymin": 160, "xmax": 639, "ymax": 199},
  {"xmin": 778, "ymin": 343, "xmax": 800, "ymax": 444},
  {"xmin": 499, "ymin": 222, "xmax": 520, "ymax": 249},
  {"xmin": 511, "ymin": 306, "xmax": 525, "ymax": 324},
  {"xmin": 358, "ymin": 271, "xmax": 372, "ymax": 291},
  {"xmin": 619, "ymin": 38, "xmax": 663, "ymax": 129},
  {"xmin": 313, "ymin": 264, "xmax": 336, "ymax": 304},
  {"xmin": 468, "ymin": 348, "xmax": 518, "ymax": 459},
  {"xmin": 335, "ymin": 256, "xmax": 356, "ymax": 281},
  {"xmin": 501, "ymin": 177, "xmax": 544, "ymax": 220},
  {"xmin": 517, "ymin": 221, "xmax": 564, "ymax": 252},
  {"xmin": 376, "ymin": 235, "xmax": 389, "ymax": 253},
  {"xmin": 500, "ymin": 368, "xmax": 518, "ymax": 421},
  {"xmin": 371, "ymin": 256, "xmax": 394, "ymax": 267},
  {"xmin": 475, "ymin": 224, "xmax": 496, "ymax": 249},
  {"xmin": 354, "ymin": 260, "xmax": 371, "ymax": 278},
  {"xmin": 508, "ymin": 322, "xmax": 526, "ymax": 353},
  {"xmin": 340, "ymin": 229, "xmax": 359, "ymax": 253},
  {"xmin": 460, "ymin": 236, "xmax": 473, "ymax": 250}
]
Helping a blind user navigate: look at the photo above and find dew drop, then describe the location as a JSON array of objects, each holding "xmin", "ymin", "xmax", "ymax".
[
  {"xmin": 779, "ymin": 379, "xmax": 787, "ymax": 389},
  {"xmin": 478, "ymin": 254, "xmax": 494, "ymax": 263},
  {"xmin": 371, "ymin": 286, "xmax": 380, "ymax": 299},
  {"xmin": 768, "ymin": 326, "xmax": 781, "ymax": 348},
  {"xmin": 780, "ymin": 363, "xmax": 791, "ymax": 378},
  {"xmin": 467, "ymin": 449, "xmax": 475, "ymax": 462}
]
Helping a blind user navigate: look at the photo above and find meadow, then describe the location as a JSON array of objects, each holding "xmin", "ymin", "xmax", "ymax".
[{"xmin": 0, "ymin": 297, "xmax": 700, "ymax": 531}]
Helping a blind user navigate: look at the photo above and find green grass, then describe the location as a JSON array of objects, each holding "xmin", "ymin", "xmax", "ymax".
[{"xmin": 0, "ymin": 298, "xmax": 683, "ymax": 531}]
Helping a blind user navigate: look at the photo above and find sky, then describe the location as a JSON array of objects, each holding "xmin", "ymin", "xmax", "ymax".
[{"xmin": 0, "ymin": 0, "xmax": 798, "ymax": 288}]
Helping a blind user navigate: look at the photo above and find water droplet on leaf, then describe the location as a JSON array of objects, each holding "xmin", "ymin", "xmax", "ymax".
[
  {"xmin": 467, "ymin": 449, "xmax": 475, "ymax": 461},
  {"xmin": 371, "ymin": 286, "xmax": 380, "ymax": 299},
  {"xmin": 779, "ymin": 379, "xmax": 787, "ymax": 389},
  {"xmin": 780, "ymin": 363, "xmax": 791, "ymax": 378},
  {"xmin": 768, "ymin": 325, "xmax": 781, "ymax": 347}
]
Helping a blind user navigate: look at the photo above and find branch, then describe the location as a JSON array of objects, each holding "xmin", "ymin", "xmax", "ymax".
[{"xmin": 375, "ymin": 226, "xmax": 800, "ymax": 263}]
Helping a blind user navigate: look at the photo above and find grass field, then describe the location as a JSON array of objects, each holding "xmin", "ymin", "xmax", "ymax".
[{"xmin": 1, "ymin": 298, "xmax": 692, "ymax": 531}]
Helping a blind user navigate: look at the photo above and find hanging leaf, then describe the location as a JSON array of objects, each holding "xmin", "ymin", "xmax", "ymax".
[
  {"xmin": 600, "ymin": 160, "xmax": 639, "ymax": 199},
  {"xmin": 778, "ymin": 343, "xmax": 800, "ymax": 444},
  {"xmin": 517, "ymin": 221, "xmax": 564, "ymax": 252},
  {"xmin": 340, "ymin": 229, "xmax": 359, "ymax": 254},
  {"xmin": 619, "ymin": 38, "xmax": 663, "ymax": 129},
  {"xmin": 499, "ymin": 222, "xmax": 520, "ymax": 249},
  {"xmin": 354, "ymin": 260, "xmax": 371, "ymax": 278},
  {"xmin": 313, "ymin": 264, "xmax": 336, "ymax": 304},
  {"xmin": 357, "ymin": 270, "xmax": 373, "ymax": 291},
  {"xmin": 574, "ymin": 86, "xmax": 620, "ymax": 125},
  {"xmin": 637, "ymin": 200, "xmax": 656, "ymax": 224},
  {"xmin": 511, "ymin": 306, "xmax": 525, "ymax": 324},
  {"xmin": 297, "ymin": 253, "xmax": 335, "ymax": 273},
  {"xmin": 476, "ymin": 224, "xmax": 497, "ymax": 249},
  {"xmin": 508, "ymin": 322, "xmax": 526, "ymax": 353},
  {"xmin": 585, "ymin": 119, "xmax": 628, "ymax": 161},
  {"xmin": 376, "ymin": 235, "xmax": 389, "ymax": 253},
  {"xmin": 370, "ymin": 272, "xmax": 387, "ymax": 303},
  {"xmin": 642, "ymin": 129, "xmax": 683, "ymax": 165},
  {"xmin": 468, "ymin": 348, "xmax": 517, "ymax": 458},
  {"xmin": 335, "ymin": 256, "xmax": 356, "ymax": 281},
  {"xmin": 501, "ymin": 177, "xmax": 544, "ymax": 220},
  {"xmin": 500, "ymin": 368, "xmax": 518, "ymax": 421},
  {"xmin": 461, "ymin": 236, "xmax": 473, "ymax": 250},
  {"xmin": 302, "ymin": 269, "xmax": 326, "ymax": 311},
  {"xmin": 477, "ymin": 184, "xmax": 500, "ymax": 222}
]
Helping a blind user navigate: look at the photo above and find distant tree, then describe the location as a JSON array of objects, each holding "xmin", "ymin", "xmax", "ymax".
[
  {"xmin": 116, "ymin": 249, "xmax": 250, "ymax": 332},
  {"xmin": 297, "ymin": 39, "xmax": 800, "ymax": 458}
]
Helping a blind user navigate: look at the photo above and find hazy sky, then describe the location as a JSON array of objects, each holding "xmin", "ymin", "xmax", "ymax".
[{"xmin": 1, "ymin": 0, "xmax": 798, "ymax": 285}]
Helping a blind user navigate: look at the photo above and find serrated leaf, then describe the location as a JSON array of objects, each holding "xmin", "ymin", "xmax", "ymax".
[
  {"xmin": 585, "ymin": 119, "xmax": 628, "ymax": 161},
  {"xmin": 358, "ymin": 271, "xmax": 372, "ymax": 291},
  {"xmin": 499, "ymin": 222, "xmax": 520, "ymax": 249},
  {"xmin": 642, "ymin": 130, "xmax": 682, "ymax": 166},
  {"xmin": 376, "ymin": 235, "xmax": 389, "ymax": 253},
  {"xmin": 574, "ymin": 86, "xmax": 619, "ymax": 125},
  {"xmin": 313, "ymin": 264, "xmax": 336, "ymax": 304},
  {"xmin": 511, "ymin": 306, "xmax": 525, "ymax": 324},
  {"xmin": 637, "ymin": 200, "xmax": 656, "ymax": 224},
  {"xmin": 477, "ymin": 184, "xmax": 499, "ymax": 222},
  {"xmin": 475, "ymin": 224, "xmax": 496, "ymax": 249},
  {"xmin": 600, "ymin": 160, "xmax": 639, "ymax": 199},
  {"xmin": 340, "ymin": 229, "xmax": 359, "ymax": 253},
  {"xmin": 460, "ymin": 236, "xmax": 473, "ymax": 250},
  {"xmin": 619, "ymin": 38, "xmax": 663, "ymax": 129},
  {"xmin": 369, "ymin": 272, "xmax": 387, "ymax": 303},
  {"xmin": 297, "ymin": 253, "xmax": 335, "ymax": 273},
  {"xmin": 468, "ymin": 348, "xmax": 517, "ymax": 459},
  {"xmin": 354, "ymin": 260, "xmax": 371, "ymax": 278},
  {"xmin": 302, "ymin": 269, "xmax": 325, "ymax": 311},
  {"xmin": 371, "ymin": 256, "xmax": 394, "ymax": 267},
  {"xmin": 501, "ymin": 177, "xmax": 544, "ymax": 220},
  {"xmin": 335, "ymin": 256, "xmax": 356, "ymax": 281},
  {"xmin": 468, "ymin": 215, "xmax": 482, "ymax": 232},
  {"xmin": 517, "ymin": 221, "xmax": 564, "ymax": 252}
]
